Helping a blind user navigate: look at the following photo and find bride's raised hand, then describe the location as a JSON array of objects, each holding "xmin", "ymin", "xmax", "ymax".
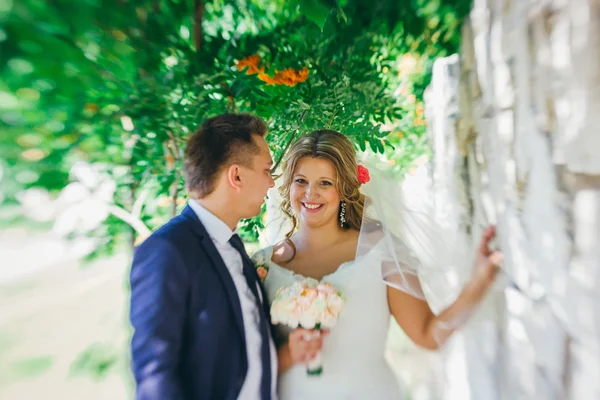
[
  {"xmin": 287, "ymin": 328, "xmax": 329, "ymax": 364},
  {"xmin": 469, "ymin": 225, "xmax": 503, "ymax": 294}
]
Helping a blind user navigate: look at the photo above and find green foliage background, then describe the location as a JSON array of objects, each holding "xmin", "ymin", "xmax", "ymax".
[
  {"xmin": 1, "ymin": 0, "xmax": 471, "ymax": 249},
  {"xmin": 1, "ymin": 0, "xmax": 474, "ymax": 390}
]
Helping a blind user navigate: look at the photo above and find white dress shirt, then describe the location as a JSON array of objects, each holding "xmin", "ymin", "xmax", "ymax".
[{"xmin": 188, "ymin": 200, "xmax": 277, "ymax": 400}]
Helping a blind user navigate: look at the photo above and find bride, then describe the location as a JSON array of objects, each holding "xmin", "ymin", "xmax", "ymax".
[{"xmin": 251, "ymin": 130, "xmax": 502, "ymax": 399}]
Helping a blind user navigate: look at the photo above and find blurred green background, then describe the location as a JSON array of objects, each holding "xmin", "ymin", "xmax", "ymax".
[{"xmin": 0, "ymin": 0, "xmax": 470, "ymax": 398}]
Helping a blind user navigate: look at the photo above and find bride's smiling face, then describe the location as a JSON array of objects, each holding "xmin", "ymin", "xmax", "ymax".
[{"xmin": 290, "ymin": 156, "xmax": 341, "ymax": 228}]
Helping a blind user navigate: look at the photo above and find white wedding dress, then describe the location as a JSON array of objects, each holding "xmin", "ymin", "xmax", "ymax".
[{"xmin": 251, "ymin": 245, "xmax": 403, "ymax": 400}]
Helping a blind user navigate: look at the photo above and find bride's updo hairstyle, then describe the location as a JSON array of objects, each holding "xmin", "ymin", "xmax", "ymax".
[{"xmin": 279, "ymin": 130, "xmax": 365, "ymax": 236}]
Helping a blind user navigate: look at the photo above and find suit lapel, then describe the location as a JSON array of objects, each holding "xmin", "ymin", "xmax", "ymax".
[
  {"xmin": 203, "ymin": 242, "xmax": 246, "ymax": 338},
  {"xmin": 181, "ymin": 206, "xmax": 246, "ymax": 340}
]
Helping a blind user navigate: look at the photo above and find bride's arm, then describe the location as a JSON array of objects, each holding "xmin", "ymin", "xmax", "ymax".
[
  {"xmin": 388, "ymin": 226, "xmax": 502, "ymax": 350},
  {"xmin": 388, "ymin": 281, "xmax": 489, "ymax": 350}
]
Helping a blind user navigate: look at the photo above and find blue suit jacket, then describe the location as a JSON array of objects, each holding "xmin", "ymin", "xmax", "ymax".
[{"xmin": 129, "ymin": 205, "xmax": 272, "ymax": 400}]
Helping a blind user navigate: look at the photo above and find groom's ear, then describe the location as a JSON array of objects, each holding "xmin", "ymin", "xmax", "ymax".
[{"xmin": 226, "ymin": 164, "xmax": 244, "ymax": 191}]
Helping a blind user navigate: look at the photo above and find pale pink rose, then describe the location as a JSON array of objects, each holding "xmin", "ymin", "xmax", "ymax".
[
  {"xmin": 326, "ymin": 294, "xmax": 345, "ymax": 314},
  {"xmin": 274, "ymin": 287, "xmax": 287, "ymax": 298},
  {"xmin": 299, "ymin": 310, "xmax": 318, "ymax": 329},
  {"xmin": 320, "ymin": 308, "xmax": 337, "ymax": 328},
  {"xmin": 270, "ymin": 301, "xmax": 286, "ymax": 324},
  {"xmin": 272, "ymin": 298, "xmax": 298, "ymax": 326},
  {"xmin": 270, "ymin": 278, "xmax": 345, "ymax": 330},
  {"xmin": 297, "ymin": 288, "xmax": 318, "ymax": 306},
  {"xmin": 286, "ymin": 300, "xmax": 302, "ymax": 327},
  {"xmin": 312, "ymin": 297, "xmax": 327, "ymax": 313},
  {"xmin": 283, "ymin": 298, "xmax": 299, "ymax": 313},
  {"xmin": 304, "ymin": 278, "xmax": 319, "ymax": 287},
  {"xmin": 302, "ymin": 299, "xmax": 326, "ymax": 328},
  {"xmin": 317, "ymin": 283, "xmax": 336, "ymax": 295},
  {"xmin": 287, "ymin": 314, "xmax": 300, "ymax": 328}
]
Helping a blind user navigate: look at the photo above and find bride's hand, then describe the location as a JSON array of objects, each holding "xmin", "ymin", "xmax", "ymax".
[
  {"xmin": 469, "ymin": 225, "xmax": 503, "ymax": 293},
  {"xmin": 287, "ymin": 328, "xmax": 329, "ymax": 365}
]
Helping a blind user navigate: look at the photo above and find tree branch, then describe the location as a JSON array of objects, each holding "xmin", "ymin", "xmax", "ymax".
[
  {"xmin": 194, "ymin": 0, "xmax": 205, "ymax": 52},
  {"xmin": 166, "ymin": 131, "xmax": 183, "ymax": 218},
  {"xmin": 131, "ymin": 188, "xmax": 150, "ymax": 218},
  {"xmin": 170, "ymin": 172, "xmax": 181, "ymax": 218},
  {"xmin": 108, "ymin": 205, "xmax": 151, "ymax": 238},
  {"xmin": 219, "ymin": 82, "xmax": 236, "ymax": 112}
]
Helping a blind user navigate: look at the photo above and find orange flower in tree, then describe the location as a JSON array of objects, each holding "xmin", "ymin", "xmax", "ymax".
[
  {"xmin": 416, "ymin": 103, "xmax": 424, "ymax": 115},
  {"xmin": 297, "ymin": 66, "xmax": 309, "ymax": 82},
  {"xmin": 259, "ymin": 67, "xmax": 309, "ymax": 86},
  {"xmin": 257, "ymin": 71, "xmax": 275, "ymax": 85},
  {"xmin": 274, "ymin": 69, "xmax": 297, "ymax": 86},
  {"xmin": 413, "ymin": 117, "xmax": 427, "ymax": 126},
  {"xmin": 275, "ymin": 69, "xmax": 296, "ymax": 86},
  {"xmin": 237, "ymin": 54, "xmax": 309, "ymax": 87},
  {"xmin": 237, "ymin": 54, "xmax": 263, "ymax": 75}
]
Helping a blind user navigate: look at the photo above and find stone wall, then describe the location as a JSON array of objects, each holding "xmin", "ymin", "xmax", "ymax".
[{"xmin": 424, "ymin": 0, "xmax": 600, "ymax": 398}]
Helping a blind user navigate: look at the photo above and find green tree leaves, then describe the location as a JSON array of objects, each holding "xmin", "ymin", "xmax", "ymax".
[{"xmin": 1, "ymin": 0, "xmax": 470, "ymax": 246}]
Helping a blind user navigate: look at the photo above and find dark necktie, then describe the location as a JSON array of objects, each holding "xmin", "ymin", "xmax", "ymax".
[{"xmin": 229, "ymin": 234, "xmax": 272, "ymax": 400}]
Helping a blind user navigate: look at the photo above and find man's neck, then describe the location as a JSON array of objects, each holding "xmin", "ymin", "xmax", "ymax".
[{"xmin": 195, "ymin": 196, "xmax": 240, "ymax": 231}]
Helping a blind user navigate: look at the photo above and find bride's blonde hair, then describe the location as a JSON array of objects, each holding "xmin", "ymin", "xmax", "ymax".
[{"xmin": 279, "ymin": 130, "xmax": 365, "ymax": 237}]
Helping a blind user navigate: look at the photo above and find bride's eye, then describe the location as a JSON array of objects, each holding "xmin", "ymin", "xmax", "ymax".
[
  {"xmin": 321, "ymin": 181, "xmax": 332, "ymax": 186},
  {"xmin": 294, "ymin": 178, "xmax": 307, "ymax": 184}
]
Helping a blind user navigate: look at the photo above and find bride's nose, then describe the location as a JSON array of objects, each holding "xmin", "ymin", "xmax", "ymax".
[{"xmin": 304, "ymin": 183, "xmax": 319, "ymax": 200}]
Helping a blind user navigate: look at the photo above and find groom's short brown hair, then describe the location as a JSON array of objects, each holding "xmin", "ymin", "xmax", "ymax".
[{"xmin": 184, "ymin": 113, "xmax": 267, "ymax": 198}]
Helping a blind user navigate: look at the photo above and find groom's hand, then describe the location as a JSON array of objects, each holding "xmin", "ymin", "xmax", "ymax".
[{"xmin": 288, "ymin": 328, "xmax": 329, "ymax": 364}]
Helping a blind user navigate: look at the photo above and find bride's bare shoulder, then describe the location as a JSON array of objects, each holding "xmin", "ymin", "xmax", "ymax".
[{"xmin": 271, "ymin": 239, "xmax": 295, "ymax": 265}]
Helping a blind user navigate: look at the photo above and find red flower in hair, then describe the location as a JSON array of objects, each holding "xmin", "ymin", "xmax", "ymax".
[{"xmin": 357, "ymin": 164, "xmax": 370, "ymax": 184}]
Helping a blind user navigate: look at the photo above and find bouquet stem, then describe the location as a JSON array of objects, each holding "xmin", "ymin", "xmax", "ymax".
[{"xmin": 306, "ymin": 324, "xmax": 323, "ymax": 376}]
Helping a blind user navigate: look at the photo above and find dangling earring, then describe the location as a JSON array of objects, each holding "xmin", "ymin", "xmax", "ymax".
[{"xmin": 339, "ymin": 201, "xmax": 347, "ymax": 228}]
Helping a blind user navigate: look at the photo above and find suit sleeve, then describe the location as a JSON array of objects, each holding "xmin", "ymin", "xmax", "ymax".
[{"xmin": 129, "ymin": 238, "xmax": 188, "ymax": 400}]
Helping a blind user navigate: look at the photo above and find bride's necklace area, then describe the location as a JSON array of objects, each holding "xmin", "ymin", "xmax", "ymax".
[{"xmin": 283, "ymin": 235, "xmax": 347, "ymax": 265}]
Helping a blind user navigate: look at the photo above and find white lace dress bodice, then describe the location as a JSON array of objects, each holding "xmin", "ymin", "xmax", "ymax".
[{"xmin": 251, "ymin": 246, "xmax": 403, "ymax": 400}]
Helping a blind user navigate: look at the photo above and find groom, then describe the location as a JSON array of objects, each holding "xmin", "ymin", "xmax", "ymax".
[{"xmin": 129, "ymin": 114, "xmax": 277, "ymax": 400}]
